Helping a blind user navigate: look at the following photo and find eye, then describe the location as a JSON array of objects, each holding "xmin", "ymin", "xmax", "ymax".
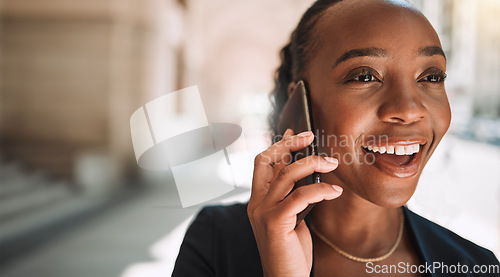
[
  {"xmin": 419, "ymin": 69, "xmax": 447, "ymax": 83},
  {"xmin": 355, "ymin": 73, "xmax": 376, "ymax": 82},
  {"xmin": 422, "ymin": 74, "xmax": 446, "ymax": 82},
  {"xmin": 346, "ymin": 68, "xmax": 381, "ymax": 83}
]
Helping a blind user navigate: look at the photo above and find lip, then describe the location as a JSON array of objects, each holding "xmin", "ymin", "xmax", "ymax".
[
  {"xmin": 360, "ymin": 138, "xmax": 427, "ymax": 178},
  {"xmin": 361, "ymin": 137, "xmax": 428, "ymax": 147}
]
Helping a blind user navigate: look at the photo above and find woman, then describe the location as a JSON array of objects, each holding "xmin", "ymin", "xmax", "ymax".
[{"xmin": 173, "ymin": 0, "xmax": 499, "ymax": 276}]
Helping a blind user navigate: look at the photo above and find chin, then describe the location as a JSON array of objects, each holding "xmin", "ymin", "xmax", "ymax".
[{"xmin": 357, "ymin": 177, "xmax": 420, "ymax": 208}]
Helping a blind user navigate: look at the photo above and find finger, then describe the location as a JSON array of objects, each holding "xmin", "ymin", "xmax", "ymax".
[
  {"xmin": 266, "ymin": 155, "xmax": 338, "ymax": 203},
  {"xmin": 276, "ymin": 182, "xmax": 343, "ymax": 217},
  {"xmin": 251, "ymin": 131, "xmax": 314, "ymax": 202},
  {"xmin": 271, "ymin": 129, "xmax": 294, "ymax": 176},
  {"xmin": 249, "ymin": 129, "xmax": 293, "ymax": 214}
]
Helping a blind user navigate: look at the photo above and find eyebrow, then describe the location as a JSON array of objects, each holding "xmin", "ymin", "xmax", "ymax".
[
  {"xmin": 333, "ymin": 47, "xmax": 388, "ymax": 68},
  {"xmin": 418, "ymin": 46, "xmax": 447, "ymax": 61},
  {"xmin": 333, "ymin": 46, "xmax": 447, "ymax": 69}
]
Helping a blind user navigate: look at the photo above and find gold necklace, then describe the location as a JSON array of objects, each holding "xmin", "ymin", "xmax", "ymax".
[{"xmin": 309, "ymin": 209, "xmax": 404, "ymax": 263}]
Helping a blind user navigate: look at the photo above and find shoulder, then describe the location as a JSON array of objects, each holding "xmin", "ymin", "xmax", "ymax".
[
  {"xmin": 173, "ymin": 203, "xmax": 263, "ymax": 277},
  {"xmin": 404, "ymin": 206, "xmax": 499, "ymax": 267},
  {"xmin": 195, "ymin": 203, "xmax": 255, "ymax": 240},
  {"xmin": 199, "ymin": 202, "xmax": 250, "ymax": 226},
  {"xmin": 196, "ymin": 203, "xmax": 260, "ymax": 255}
]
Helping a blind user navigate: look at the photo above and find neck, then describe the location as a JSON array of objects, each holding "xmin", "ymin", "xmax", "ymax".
[{"xmin": 309, "ymin": 185, "xmax": 403, "ymax": 258}]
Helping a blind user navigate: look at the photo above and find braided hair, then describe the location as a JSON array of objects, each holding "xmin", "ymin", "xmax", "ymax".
[{"xmin": 268, "ymin": 0, "xmax": 342, "ymax": 141}]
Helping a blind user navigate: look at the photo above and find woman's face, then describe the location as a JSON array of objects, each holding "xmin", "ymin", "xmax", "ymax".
[{"xmin": 304, "ymin": 0, "xmax": 451, "ymax": 207}]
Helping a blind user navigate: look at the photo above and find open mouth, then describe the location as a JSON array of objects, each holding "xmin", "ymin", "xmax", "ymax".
[
  {"xmin": 362, "ymin": 144, "xmax": 420, "ymax": 166},
  {"xmin": 361, "ymin": 143, "xmax": 425, "ymax": 178}
]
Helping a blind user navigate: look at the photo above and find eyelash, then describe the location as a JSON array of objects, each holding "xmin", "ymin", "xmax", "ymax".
[
  {"xmin": 419, "ymin": 69, "xmax": 447, "ymax": 83},
  {"xmin": 345, "ymin": 68, "xmax": 447, "ymax": 83},
  {"xmin": 346, "ymin": 68, "xmax": 381, "ymax": 83}
]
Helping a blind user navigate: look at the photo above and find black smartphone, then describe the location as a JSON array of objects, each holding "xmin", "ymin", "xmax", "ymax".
[{"xmin": 277, "ymin": 80, "xmax": 320, "ymax": 228}]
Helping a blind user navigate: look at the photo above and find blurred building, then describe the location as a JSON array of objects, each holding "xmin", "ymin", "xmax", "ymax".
[
  {"xmin": 0, "ymin": 0, "xmax": 187, "ymax": 182},
  {"xmin": 411, "ymin": 0, "xmax": 500, "ymax": 140},
  {"xmin": 0, "ymin": 0, "xmax": 189, "ymax": 268}
]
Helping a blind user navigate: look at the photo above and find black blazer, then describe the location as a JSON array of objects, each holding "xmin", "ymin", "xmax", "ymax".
[{"xmin": 172, "ymin": 203, "xmax": 499, "ymax": 276}]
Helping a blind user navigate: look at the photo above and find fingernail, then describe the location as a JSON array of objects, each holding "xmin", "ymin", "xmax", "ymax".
[
  {"xmin": 323, "ymin": 157, "xmax": 338, "ymax": 164},
  {"xmin": 332, "ymin": 185, "xmax": 343, "ymax": 193},
  {"xmin": 297, "ymin": 131, "xmax": 313, "ymax": 137},
  {"xmin": 284, "ymin": 128, "xmax": 293, "ymax": 137}
]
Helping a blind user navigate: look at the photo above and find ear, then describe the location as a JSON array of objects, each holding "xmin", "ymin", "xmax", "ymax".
[{"xmin": 287, "ymin": 82, "xmax": 297, "ymax": 98}]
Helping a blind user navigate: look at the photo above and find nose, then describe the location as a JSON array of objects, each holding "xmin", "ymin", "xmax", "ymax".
[{"xmin": 377, "ymin": 81, "xmax": 427, "ymax": 124}]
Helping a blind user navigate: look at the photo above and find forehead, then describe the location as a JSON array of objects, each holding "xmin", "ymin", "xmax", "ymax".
[{"xmin": 313, "ymin": 0, "xmax": 442, "ymax": 59}]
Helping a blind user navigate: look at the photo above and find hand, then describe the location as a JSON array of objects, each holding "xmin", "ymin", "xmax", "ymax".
[{"xmin": 247, "ymin": 129, "xmax": 343, "ymax": 277}]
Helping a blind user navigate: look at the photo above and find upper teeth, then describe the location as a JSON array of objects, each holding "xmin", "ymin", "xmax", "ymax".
[{"xmin": 363, "ymin": 144, "xmax": 420, "ymax": 155}]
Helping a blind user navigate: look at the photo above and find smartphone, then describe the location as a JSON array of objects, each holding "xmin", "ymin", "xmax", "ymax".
[{"xmin": 276, "ymin": 80, "xmax": 320, "ymax": 228}]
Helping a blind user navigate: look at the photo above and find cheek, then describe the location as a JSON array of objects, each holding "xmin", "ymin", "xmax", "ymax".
[
  {"xmin": 312, "ymin": 97, "xmax": 374, "ymax": 153},
  {"xmin": 313, "ymin": 94, "xmax": 375, "ymax": 134},
  {"xmin": 429, "ymin": 94, "xmax": 452, "ymax": 138},
  {"xmin": 439, "ymin": 100, "xmax": 452, "ymax": 134}
]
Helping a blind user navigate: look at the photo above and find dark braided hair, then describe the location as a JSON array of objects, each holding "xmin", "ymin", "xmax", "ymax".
[{"xmin": 268, "ymin": 0, "xmax": 342, "ymax": 141}]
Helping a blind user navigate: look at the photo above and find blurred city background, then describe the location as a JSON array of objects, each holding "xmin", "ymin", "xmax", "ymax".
[{"xmin": 0, "ymin": 0, "xmax": 499, "ymax": 276}]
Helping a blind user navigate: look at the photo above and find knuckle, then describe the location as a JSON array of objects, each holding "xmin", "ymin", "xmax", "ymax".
[
  {"xmin": 277, "ymin": 166, "xmax": 290, "ymax": 179},
  {"xmin": 249, "ymin": 206, "xmax": 263, "ymax": 223},
  {"xmin": 319, "ymin": 182, "xmax": 332, "ymax": 192},
  {"xmin": 294, "ymin": 156, "xmax": 310, "ymax": 167},
  {"xmin": 260, "ymin": 211, "xmax": 280, "ymax": 229},
  {"xmin": 311, "ymin": 156, "xmax": 333, "ymax": 170},
  {"xmin": 291, "ymin": 187, "xmax": 306, "ymax": 201},
  {"xmin": 253, "ymin": 153, "xmax": 261, "ymax": 164},
  {"xmin": 275, "ymin": 136, "xmax": 292, "ymax": 150},
  {"xmin": 260, "ymin": 211, "xmax": 270, "ymax": 223},
  {"xmin": 310, "ymin": 155, "xmax": 324, "ymax": 166},
  {"xmin": 254, "ymin": 153, "xmax": 265, "ymax": 166},
  {"xmin": 252, "ymin": 206, "xmax": 264, "ymax": 219},
  {"xmin": 247, "ymin": 206, "xmax": 255, "ymax": 221},
  {"xmin": 256, "ymin": 213, "xmax": 273, "ymax": 228},
  {"xmin": 319, "ymin": 182, "xmax": 329, "ymax": 188},
  {"xmin": 281, "ymin": 136, "xmax": 293, "ymax": 146}
]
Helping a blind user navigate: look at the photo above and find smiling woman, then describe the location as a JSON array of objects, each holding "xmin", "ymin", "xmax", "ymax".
[
  {"xmin": 302, "ymin": 1, "xmax": 452, "ymax": 210},
  {"xmin": 172, "ymin": 0, "xmax": 499, "ymax": 276}
]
